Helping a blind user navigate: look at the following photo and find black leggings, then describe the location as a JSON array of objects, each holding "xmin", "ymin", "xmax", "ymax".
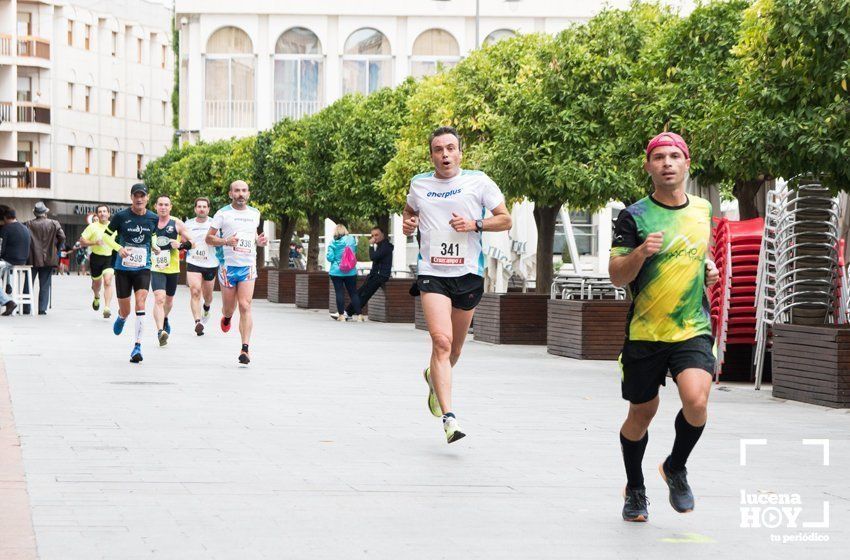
[{"xmin": 331, "ymin": 275, "xmax": 361, "ymax": 315}]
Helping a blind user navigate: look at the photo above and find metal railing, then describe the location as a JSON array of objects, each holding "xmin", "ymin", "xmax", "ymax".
[
  {"xmin": 274, "ymin": 100, "xmax": 321, "ymax": 122},
  {"xmin": 204, "ymin": 100, "xmax": 255, "ymax": 128},
  {"xmin": 17, "ymin": 36, "xmax": 50, "ymax": 59},
  {"xmin": 0, "ymin": 34, "xmax": 11, "ymax": 56},
  {"xmin": 0, "ymin": 168, "xmax": 51, "ymax": 189},
  {"xmin": 0, "ymin": 102, "xmax": 11, "ymax": 123},
  {"xmin": 17, "ymin": 102, "xmax": 50, "ymax": 124}
]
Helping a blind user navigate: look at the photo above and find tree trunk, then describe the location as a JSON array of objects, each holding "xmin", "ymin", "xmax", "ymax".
[
  {"xmin": 533, "ymin": 204, "xmax": 561, "ymax": 295},
  {"xmin": 376, "ymin": 213, "xmax": 390, "ymax": 235},
  {"xmin": 306, "ymin": 212, "xmax": 322, "ymax": 272},
  {"xmin": 278, "ymin": 213, "xmax": 296, "ymax": 270},
  {"xmin": 733, "ymin": 178, "xmax": 765, "ymax": 220}
]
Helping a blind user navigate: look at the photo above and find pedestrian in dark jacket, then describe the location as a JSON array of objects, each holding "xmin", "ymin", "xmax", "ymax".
[
  {"xmin": 345, "ymin": 226, "xmax": 394, "ymax": 317},
  {"xmin": 26, "ymin": 201, "xmax": 66, "ymax": 314},
  {"xmin": 0, "ymin": 206, "xmax": 32, "ymax": 315}
]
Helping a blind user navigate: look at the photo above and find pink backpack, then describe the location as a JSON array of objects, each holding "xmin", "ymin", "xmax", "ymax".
[{"xmin": 339, "ymin": 245, "xmax": 357, "ymax": 273}]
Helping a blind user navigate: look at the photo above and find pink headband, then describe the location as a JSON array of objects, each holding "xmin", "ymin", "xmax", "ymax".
[{"xmin": 646, "ymin": 132, "xmax": 690, "ymax": 160}]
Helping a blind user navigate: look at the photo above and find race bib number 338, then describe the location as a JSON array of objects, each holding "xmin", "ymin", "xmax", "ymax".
[
  {"xmin": 235, "ymin": 232, "xmax": 255, "ymax": 254},
  {"xmin": 430, "ymin": 231, "xmax": 467, "ymax": 266}
]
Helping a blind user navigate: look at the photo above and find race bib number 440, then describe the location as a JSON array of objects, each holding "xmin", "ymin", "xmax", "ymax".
[
  {"xmin": 430, "ymin": 231, "xmax": 467, "ymax": 266},
  {"xmin": 234, "ymin": 232, "xmax": 255, "ymax": 254},
  {"xmin": 122, "ymin": 246, "xmax": 147, "ymax": 268}
]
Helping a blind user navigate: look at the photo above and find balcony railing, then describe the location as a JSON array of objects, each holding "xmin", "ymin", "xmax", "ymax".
[
  {"xmin": 0, "ymin": 168, "xmax": 51, "ymax": 189},
  {"xmin": 204, "ymin": 100, "xmax": 255, "ymax": 128},
  {"xmin": 0, "ymin": 34, "xmax": 11, "ymax": 57},
  {"xmin": 274, "ymin": 100, "xmax": 321, "ymax": 122},
  {"xmin": 0, "ymin": 101, "xmax": 51, "ymax": 125},
  {"xmin": 17, "ymin": 36, "xmax": 50, "ymax": 59},
  {"xmin": 17, "ymin": 102, "xmax": 50, "ymax": 124}
]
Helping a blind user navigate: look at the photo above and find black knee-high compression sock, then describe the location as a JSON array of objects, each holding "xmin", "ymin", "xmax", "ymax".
[
  {"xmin": 667, "ymin": 409, "xmax": 705, "ymax": 472},
  {"xmin": 620, "ymin": 431, "xmax": 649, "ymax": 490}
]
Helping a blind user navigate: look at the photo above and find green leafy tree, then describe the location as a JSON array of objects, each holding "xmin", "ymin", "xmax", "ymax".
[{"xmin": 487, "ymin": 4, "xmax": 668, "ymax": 293}]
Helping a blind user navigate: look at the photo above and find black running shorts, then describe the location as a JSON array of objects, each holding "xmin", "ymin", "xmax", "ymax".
[
  {"xmin": 417, "ymin": 273, "xmax": 484, "ymax": 311},
  {"xmin": 150, "ymin": 271, "xmax": 179, "ymax": 296},
  {"xmin": 187, "ymin": 263, "xmax": 218, "ymax": 282},
  {"xmin": 620, "ymin": 335, "xmax": 716, "ymax": 404},
  {"xmin": 89, "ymin": 254, "xmax": 114, "ymax": 280},
  {"xmin": 115, "ymin": 269, "xmax": 151, "ymax": 299}
]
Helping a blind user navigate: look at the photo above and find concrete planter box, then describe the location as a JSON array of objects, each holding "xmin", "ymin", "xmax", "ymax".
[
  {"xmin": 295, "ymin": 271, "xmax": 330, "ymax": 309},
  {"xmin": 368, "ymin": 278, "xmax": 415, "ymax": 323},
  {"xmin": 473, "ymin": 292, "xmax": 549, "ymax": 345},
  {"xmin": 772, "ymin": 324, "xmax": 850, "ymax": 408},
  {"xmin": 268, "ymin": 269, "xmax": 304, "ymax": 304},
  {"xmin": 327, "ymin": 276, "xmax": 369, "ymax": 315},
  {"xmin": 252, "ymin": 267, "xmax": 269, "ymax": 300},
  {"xmin": 547, "ymin": 299, "xmax": 630, "ymax": 360}
]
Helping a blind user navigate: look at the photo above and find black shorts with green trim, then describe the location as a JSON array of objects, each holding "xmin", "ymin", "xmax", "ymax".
[
  {"xmin": 619, "ymin": 335, "xmax": 715, "ymax": 404},
  {"xmin": 89, "ymin": 253, "xmax": 114, "ymax": 280}
]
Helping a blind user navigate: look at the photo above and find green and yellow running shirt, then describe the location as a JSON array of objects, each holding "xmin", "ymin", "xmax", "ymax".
[
  {"xmin": 81, "ymin": 221, "xmax": 116, "ymax": 257},
  {"xmin": 610, "ymin": 194, "xmax": 712, "ymax": 343}
]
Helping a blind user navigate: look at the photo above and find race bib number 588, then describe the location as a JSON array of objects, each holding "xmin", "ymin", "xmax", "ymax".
[
  {"xmin": 430, "ymin": 231, "xmax": 467, "ymax": 266},
  {"xmin": 122, "ymin": 246, "xmax": 146, "ymax": 268}
]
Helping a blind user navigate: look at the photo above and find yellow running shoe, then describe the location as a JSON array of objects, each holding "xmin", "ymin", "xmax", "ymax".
[{"xmin": 423, "ymin": 367, "xmax": 442, "ymax": 417}]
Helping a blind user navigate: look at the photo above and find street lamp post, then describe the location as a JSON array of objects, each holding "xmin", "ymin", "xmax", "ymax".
[{"xmin": 475, "ymin": 0, "xmax": 480, "ymax": 49}]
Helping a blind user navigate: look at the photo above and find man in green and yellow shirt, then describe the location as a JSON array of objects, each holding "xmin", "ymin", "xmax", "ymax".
[
  {"xmin": 609, "ymin": 132, "xmax": 720, "ymax": 523},
  {"xmin": 79, "ymin": 205, "xmax": 118, "ymax": 318}
]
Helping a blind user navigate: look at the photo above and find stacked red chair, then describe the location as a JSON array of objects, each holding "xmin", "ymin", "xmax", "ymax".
[{"xmin": 709, "ymin": 217, "xmax": 764, "ymax": 380}]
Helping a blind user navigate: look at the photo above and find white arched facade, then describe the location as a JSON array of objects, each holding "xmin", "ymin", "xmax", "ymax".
[
  {"xmin": 203, "ymin": 26, "xmax": 256, "ymax": 129},
  {"xmin": 273, "ymin": 27, "xmax": 324, "ymax": 121}
]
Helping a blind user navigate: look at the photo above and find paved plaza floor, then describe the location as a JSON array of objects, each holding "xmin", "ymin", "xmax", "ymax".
[{"xmin": 1, "ymin": 275, "xmax": 848, "ymax": 559}]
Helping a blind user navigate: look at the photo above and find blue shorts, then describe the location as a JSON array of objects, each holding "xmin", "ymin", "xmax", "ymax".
[{"xmin": 218, "ymin": 264, "xmax": 257, "ymax": 288}]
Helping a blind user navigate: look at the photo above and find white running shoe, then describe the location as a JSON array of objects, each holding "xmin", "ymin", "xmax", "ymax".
[{"xmin": 443, "ymin": 416, "xmax": 466, "ymax": 444}]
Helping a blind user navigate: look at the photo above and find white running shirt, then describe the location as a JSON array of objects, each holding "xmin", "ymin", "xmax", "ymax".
[
  {"xmin": 209, "ymin": 204, "xmax": 261, "ymax": 267},
  {"xmin": 406, "ymin": 169, "xmax": 505, "ymax": 278},
  {"xmin": 184, "ymin": 217, "xmax": 220, "ymax": 268}
]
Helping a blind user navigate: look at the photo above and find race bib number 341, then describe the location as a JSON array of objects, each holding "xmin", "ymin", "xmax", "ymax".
[{"xmin": 430, "ymin": 231, "xmax": 467, "ymax": 266}]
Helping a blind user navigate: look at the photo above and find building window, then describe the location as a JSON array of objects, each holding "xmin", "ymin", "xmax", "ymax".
[
  {"xmin": 483, "ymin": 29, "xmax": 516, "ymax": 46},
  {"xmin": 111, "ymin": 150, "xmax": 117, "ymax": 176},
  {"xmin": 111, "ymin": 91, "xmax": 117, "ymax": 116},
  {"xmin": 67, "ymin": 20, "xmax": 74, "ymax": 46},
  {"xmin": 137, "ymin": 96, "xmax": 143, "ymax": 119},
  {"xmin": 342, "ymin": 28, "xmax": 392, "ymax": 95},
  {"xmin": 137, "ymin": 38, "xmax": 143, "ymax": 63},
  {"xmin": 273, "ymin": 27, "xmax": 323, "ymax": 122},
  {"xmin": 111, "ymin": 31, "xmax": 118, "ymax": 56},
  {"xmin": 17, "ymin": 76, "xmax": 32, "ymax": 102},
  {"xmin": 85, "ymin": 24, "xmax": 91, "ymax": 50},
  {"xmin": 84, "ymin": 86, "xmax": 91, "ymax": 112},
  {"xmin": 136, "ymin": 154, "xmax": 143, "ymax": 176},
  {"xmin": 85, "ymin": 147, "xmax": 92, "ymax": 174},
  {"xmin": 67, "ymin": 83, "xmax": 74, "ymax": 109},
  {"xmin": 17, "ymin": 13, "xmax": 32, "ymax": 37},
  {"xmin": 162, "ymin": 100, "xmax": 168, "ymax": 124},
  {"xmin": 411, "ymin": 29, "xmax": 460, "ymax": 79},
  {"xmin": 204, "ymin": 27, "xmax": 255, "ymax": 128},
  {"xmin": 17, "ymin": 141, "xmax": 33, "ymax": 166},
  {"xmin": 67, "ymin": 146, "xmax": 74, "ymax": 173},
  {"xmin": 161, "ymin": 44, "xmax": 167, "ymax": 69}
]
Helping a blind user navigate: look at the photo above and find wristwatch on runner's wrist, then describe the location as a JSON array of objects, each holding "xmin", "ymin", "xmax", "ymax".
[{"xmin": 475, "ymin": 219, "xmax": 484, "ymax": 232}]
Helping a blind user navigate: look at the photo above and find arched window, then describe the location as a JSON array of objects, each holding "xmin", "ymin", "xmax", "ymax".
[
  {"xmin": 342, "ymin": 28, "xmax": 392, "ymax": 95},
  {"xmin": 483, "ymin": 28, "xmax": 516, "ymax": 46},
  {"xmin": 410, "ymin": 29, "xmax": 460, "ymax": 79},
  {"xmin": 274, "ymin": 27, "xmax": 324, "ymax": 121},
  {"xmin": 204, "ymin": 27, "xmax": 255, "ymax": 128}
]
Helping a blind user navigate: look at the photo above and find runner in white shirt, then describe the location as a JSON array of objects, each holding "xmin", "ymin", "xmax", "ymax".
[
  {"xmin": 185, "ymin": 197, "xmax": 220, "ymax": 336},
  {"xmin": 206, "ymin": 180, "xmax": 267, "ymax": 364},
  {"xmin": 403, "ymin": 126, "xmax": 512, "ymax": 443}
]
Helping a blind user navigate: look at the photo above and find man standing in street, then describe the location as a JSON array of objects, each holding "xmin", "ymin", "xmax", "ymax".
[
  {"xmin": 343, "ymin": 226, "xmax": 393, "ymax": 319},
  {"xmin": 0, "ymin": 206, "xmax": 32, "ymax": 315},
  {"xmin": 79, "ymin": 205, "xmax": 117, "ymax": 318},
  {"xmin": 26, "ymin": 201, "xmax": 66, "ymax": 315},
  {"xmin": 403, "ymin": 126, "xmax": 512, "ymax": 443},
  {"xmin": 609, "ymin": 132, "xmax": 719, "ymax": 523}
]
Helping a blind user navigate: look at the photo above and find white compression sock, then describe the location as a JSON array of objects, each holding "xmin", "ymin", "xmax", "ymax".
[{"xmin": 135, "ymin": 311, "xmax": 145, "ymax": 343}]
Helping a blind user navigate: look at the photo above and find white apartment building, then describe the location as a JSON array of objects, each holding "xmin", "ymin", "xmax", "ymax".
[
  {"xmin": 0, "ymin": 0, "xmax": 174, "ymax": 240},
  {"xmin": 175, "ymin": 0, "xmax": 695, "ymax": 143}
]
